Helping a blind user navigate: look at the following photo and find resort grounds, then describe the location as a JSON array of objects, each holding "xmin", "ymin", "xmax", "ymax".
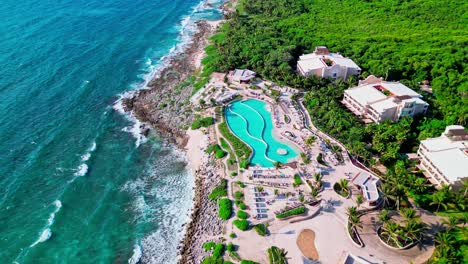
[{"xmin": 185, "ymin": 73, "xmax": 446, "ymax": 264}]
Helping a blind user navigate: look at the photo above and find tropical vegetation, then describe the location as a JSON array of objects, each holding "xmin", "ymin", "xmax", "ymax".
[
  {"xmin": 275, "ymin": 206, "xmax": 305, "ymax": 219},
  {"xmin": 191, "ymin": 116, "xmax": 215, "ymax": 130},
  {"xmin": 267, "ymin": 246, "xmax": 288, "ymax": 264},
  {"xmin": 218, "ymin": 198, "xmax": 232, "ymax": 220}
]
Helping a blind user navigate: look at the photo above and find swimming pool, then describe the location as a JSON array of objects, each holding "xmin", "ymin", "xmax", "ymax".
[{"xmin": 225, "ymin": 99, "xmax": 299, "ymax": 167}]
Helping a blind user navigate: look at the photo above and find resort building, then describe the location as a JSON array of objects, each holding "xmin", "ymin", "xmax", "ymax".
[
  {"xmin": 351, "ymin": 172, "xmax": 381, "ymax": 206},
  {"xmin": 342, "ymin": 75, "xmax": 428, "ymax": 123},
  {"xmin": 417, "ymin": 125, "xmax": 468, "ymax": 188},
  {"xmin": 230, "ymin": 69, "xmax": 256, "ymax": 84},
  {"xmin": 297, "ymin": 46, "xmax": 361, "ymax": 79}
]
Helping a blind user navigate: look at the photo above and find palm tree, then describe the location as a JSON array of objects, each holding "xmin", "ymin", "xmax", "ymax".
[
  {"xmin": 310, "ymin": 187, "xmax": 321, "ymax": 200},
  {"xmin": 355, "ymin": 194, "xmax": 364, "ymax": 209},
  {"xmin": 346, "ymin": 206, "xmax": 358, "ymax": 218},
  {"xmin": 381, "ymin": 221, "xmax": 402, "ymax": 246},
  {"xmin": 379, "ymin": 209, "xmax": 390, "ymax": 224},
  {"xmin": 400, "ymin": 208, "xmax": 416, "ymax": 222},
  {"xmin": 392, "ymin": 184, "xmax": 406, "ymax": 210},
  {"xmin": 412, "ymin": 177, "xmax": 427, "ymax": 194},
  {"xmin": 274, "ymin": 162, "xmax": 282, "ymax": 170},
  {"xmin": 457, "ymin": 213, "xmax": 468, "ymax": 227},
  {"xmin": 434, "ymin": 232, "xmax": 455, "ymax": 249},
  {"xmin": 338, "ymin": 179, "xmax": 349, "ymax": 193},
  {"xmin": 430, "ymin": 191, "xmax": 448, "ymax": 212},
  {"xmin": 379, "ymin": 184, "xmax": 393, "ymax": 208},
  {"xmin": 349, "ymin": 215, "xmax": 362, "ymax": 230},
  {"xmin": 462, "ymin": 179, "xmax": 468, "ymax": 197},
  {"xmin": 405, "ymin": 219, "xmax": 424, "ymax": 241},
  {"xmin": 442, "ymin": 216, "xmax": 459, "ymax": 231},
  {"xmin": 268, "ymin": 246, "xmax": 288, "ymax": 264},
  {"xmin": 313, "ymin": 173, "xmax": 323, "ymax": 183}
]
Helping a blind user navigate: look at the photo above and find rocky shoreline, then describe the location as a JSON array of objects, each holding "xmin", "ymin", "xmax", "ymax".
[
  {"xmin": 120, "ymin": 7, "xmax": 231, "ymax": 264},
  {"xmin": 121, "ymin": 19, "xmax": 213, "ymax": 147}
]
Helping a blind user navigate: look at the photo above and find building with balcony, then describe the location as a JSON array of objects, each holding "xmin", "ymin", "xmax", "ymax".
[
  {"xmin": 417, "ymin": 125, "xmax": 468, "ymax": 188},
  {"xmin": 351, "ymin": 172, "xmax": 381, "ymax": 206},
  {"xmin": 297, "ymin": 46, "xmax": 361, "ymax": 79},
  {"xmin": 342, "ymin": 75, "xmax": 428, "ymax": 123}
]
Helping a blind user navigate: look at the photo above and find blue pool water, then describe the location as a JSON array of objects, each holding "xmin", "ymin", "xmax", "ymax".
[{"xmin": 225, "ymin": 99, "xmax": 299, "ymax": 167}]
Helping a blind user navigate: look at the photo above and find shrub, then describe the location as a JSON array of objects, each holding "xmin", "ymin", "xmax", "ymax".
[
  {"xmin": 218, "ymin": 198, "xmax": 232, "ymax": 220},
  {"xmin": 226, "ymin": 242, "xmax": 235, "ymax": 252},
  {"xmin": 254, "ymin": 224, "xmax": 268, "ymax": 236},
  {"xmin": 231, "ymin": 172, "xmax": 238, "ymax": 176},
  {"xmin": 212, "ymin": 243, "xmax": 225, "ymax": 259},
  {"xmin": 201, "ymin": 256, "xmax": 223, "ymax": 264},
  {"xmin": 220, "ymin": 137, "xmax": 230, "ymax": 149},
  {"xmin": 240, "ymin": 261, "xmax": 259, "ymax": 264},
  {"xmin": 218, "ymin": 122, "xmax": 251, "ymax": 163},
  {"xmin": 215, "ymin": 149, "xmax": 227, "ymax": 159},
  {"xmin": 275, "ymin": 206, "xmax": 305, "ymax": 219},
  {"xmin": 229, "ymin": 232, "xmax": 236, "ymax": 238},
  {"xmin": 209, "ymin": 179, "xmax": 228, "ymax": 201},
  {"xmin": 191, "ymin": 116, "xmax": 215, "ymax": 130},
  {"xmin": 206, "ymin": 144, "xmax": 227, "ymax": 159},
  {"xmin": 234, "ymin": 191, "xmax": 244, "ymax": 200},
  {"xmin": 235, "ymin": 200, "xmax": 247, "ymax": 210},
  {"xmin": 293, "ymin": 174, "xmax": 303, "ymax": 187},
  {"xmin": 236, "ymin": 181, "xmax": 246, "ymax": 188},
  {"xmin": 237, "ymin": 210, "xmax": 249, "ymax": 219},
  {"xmin": 233, "ymin": 219, "xmax": 250, "ymax": 231},
  {"xmin": 203, "ymin": 241, "xmax": 216, "ymax": 251}
]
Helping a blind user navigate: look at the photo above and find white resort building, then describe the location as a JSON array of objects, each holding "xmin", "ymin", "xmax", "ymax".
[
  {"xmin": 417, "ymin": 125, "xmax": 468, "ymax": 188},
  {"xmin": 342, "ymin": 75, "xmax": 429, "ymax": 123},
  {"xmin": 297, "ymin": 46, "xmax": 361, "ymax": 79},
  {"xmin": 351, "ymin": 172, "xmax": 381, "ymax": 206},
  {"xmin": 230, "ymin": 69, "xmax": 256, "ymax": 84}
]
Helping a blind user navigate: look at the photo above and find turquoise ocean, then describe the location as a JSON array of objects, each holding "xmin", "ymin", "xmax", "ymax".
[{"xmin": 0, "ymin": 0, "xmax": 222, "ymax": 263}]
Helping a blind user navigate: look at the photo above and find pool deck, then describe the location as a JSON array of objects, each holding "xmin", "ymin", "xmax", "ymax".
[{"xmin": 190, "ymin": 73, "xmax": 436, "ymax": 264}]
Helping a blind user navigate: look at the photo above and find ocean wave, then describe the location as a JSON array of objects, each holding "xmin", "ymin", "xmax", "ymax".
[
  {"xmin": 113, "ymin": 0, "xmax": 222, "ymax": 147},
  {"xmin": 30, "ymin": 200, "xmax": 62, "ymax": 248},
  {"xmin": 128, "ymin": 244, "xmax": 142, "ymax": 264},
  {"xmin": 30, "ymin": 228, "xmax": 51, "ymax": 248},
  {"xmin": 74, "ymin": 163, "xmax": 88, "ymax": 176},
  {"xmin": 75, "ymin": 141, "xmax": 97, "ymax": 176},
  {"xmin": 120, "ymin": 146, "xmax": 195, "ymax": 262}
]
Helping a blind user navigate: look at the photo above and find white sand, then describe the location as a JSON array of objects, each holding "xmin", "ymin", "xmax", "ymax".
[{"xmin": 185, "ymin": 129, "xmax": 207, "ymax": 173}]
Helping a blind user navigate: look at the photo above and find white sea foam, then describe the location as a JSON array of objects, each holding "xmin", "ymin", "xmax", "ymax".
[
  {"xmin": 75, "ymin": 141, "xmax": 97, "ymax": 175},
  {"xmin": 74, "ymin": 163, "xmax": 88, "ymax": 176},
  {"xmin": 128, "ymin": 244, "xmax": 142, "ymax": 264},
  {"xmin": 112, "ymin": 0, "xmax": 219, "ymax": 147},
  {"xmin": 120, "ymin": 146, "xmax": 195, "ymax": 262},
  {"xmin": 30, "ymin": 200, "xmax": 62, "ymax": 248},
  {"xmin": 30, "ymin": 228, "xmax": 51, "ymax": 247}
]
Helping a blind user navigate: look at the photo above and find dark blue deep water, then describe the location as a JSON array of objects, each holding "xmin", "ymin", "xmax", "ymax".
[{"xmin": 0, "ymin": 0, "xmax": 221, "ymax": 262}]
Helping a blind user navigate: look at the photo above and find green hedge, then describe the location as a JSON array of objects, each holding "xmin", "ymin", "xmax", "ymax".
[
  {"xmin": 275, "ymin": 206, "xmax": 305, "ymax": 219},
  {"xmin": 206, "ymin": 144, "xmax": 227, "ymax": 159},
  {"xmin": 254, "ymin": 224, "xmax": 268, "ymax": 236},
  {"xmin": 241, "ymin": 261, "xmax": 259, "ymax": 264},
  {"xmin": 218, "ymin": 121, "xmax": 251, "ymax": 166},
  {"xmin": 191, "ymin": 116, "xmax": 215, "ymax": 130},
  {"xmin": 293, "ymin": 175, "xmax": 303, "ymax": 186},
  {"xmin": 218, "ymin": 198, "xmax": 232, "ymax": 220},
  {"xmin": 237, "ymin": 210, "xmax": 248, "ymax": 219},
  {"xmin": 209, "ymin": 179, "xmax": 228, "ymax": 201},
  {"xmin": 233, "ymin": 219, "xmax": 250, "ymax": 231}
]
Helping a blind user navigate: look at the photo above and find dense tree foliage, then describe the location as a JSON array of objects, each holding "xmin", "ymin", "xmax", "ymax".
[
  {"xmin": 205, "ymin": 0, "xmax": 467, "ymax": 127},
  {"xmin": 199, "ymin": 0, "xmax": 468, "ymax": 261}
]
